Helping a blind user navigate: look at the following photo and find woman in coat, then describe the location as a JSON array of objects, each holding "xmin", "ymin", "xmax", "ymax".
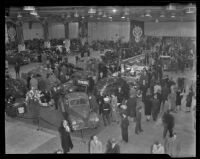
[
  {"xmin": 168, "ymin": 86, "xmax": 176, "ymax": 112},
  {"xmin": 58, "ymin": 120, "xmax": 73, "ymax": 153},
  {"xmin": 176, "ymin": 89, "xmax": 184, "ymax": 112},
  {"xmin": 144, "ymin": 88, "xmax": 152, "ymax": 121},
  {"xmin": 186, "ymin": 88, "xmax": 193, "ymax": 112},
  {"xmin": 120, "ymin": 114, "xmax": 129, "ymax": 143},
  {"xmin": 151, "ymin": 94, "xmax": 160, "ymax": 121}
]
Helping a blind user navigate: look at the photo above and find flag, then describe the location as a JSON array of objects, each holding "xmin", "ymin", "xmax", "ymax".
[{"xmin": 130, "ymin": 20, "xmax": 144, "ymax": 45}]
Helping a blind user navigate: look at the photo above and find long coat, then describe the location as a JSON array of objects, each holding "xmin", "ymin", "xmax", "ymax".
[
  {"xmin": 121, "ymin": 116, "xmax": 129, "ymax": 142},
  {"xmin": 58, "ymin": 126, "xmax": 73, "ymax": 153},
  {"xmin": 144, "ymin": 95, "xmax": 152, "ymax": 115},
  {"xmin": 126, "ymin": 97, "xmax": 137, "ymax": 118}
]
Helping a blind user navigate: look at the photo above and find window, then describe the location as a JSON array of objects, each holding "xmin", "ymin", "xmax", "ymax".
[
  {"xmin": 80, "ymin": 98, "xmax": 87, "ymax": 104},
  {"xmin": 70, "ymin": 100, "xmax": 80, "ymax": 106}
]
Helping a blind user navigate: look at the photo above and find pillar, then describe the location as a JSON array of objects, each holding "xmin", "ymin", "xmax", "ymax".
[
  {"xmin": 64, "ymin": 21, "xmax": 70, "ymax": 52},
  {"xmin": 78, "ymin": 21, "xmax": 88, "ymax": 46},
  {"xmin": 42, "ymin": 19, "xmax": 50, "ymax": 48},
  {"xmin": 16, "ymin": 20, "xmax": 25, "ymax": 52}
]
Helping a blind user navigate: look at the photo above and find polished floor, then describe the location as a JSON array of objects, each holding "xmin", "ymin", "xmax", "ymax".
[{"xmin": 6, "ymin": 51, "xmax": 196, "ymax": 155}]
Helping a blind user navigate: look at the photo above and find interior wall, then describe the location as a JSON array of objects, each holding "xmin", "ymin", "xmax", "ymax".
[
  {"xmin": 22, "ymin": 21, "xmax": 196, "ymax": 41},
  {"xmin": 48, "ymin": 22, "xmax": 65, "ymax": 39},
  {"xmin": 23, "ymin": 22, "xmax": 43, "ymax": 40},
  {"xmin": 144, "ymin": 22, "xmax": 196, "ymax": 37},
  {"xmin": 88, "ymin": 22, "xmax": 130, "ymax": 43}
]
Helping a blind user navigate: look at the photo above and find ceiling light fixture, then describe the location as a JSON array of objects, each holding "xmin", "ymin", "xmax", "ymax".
[
  {"xmin": 167, "ymin": 4, "xmax": 176, "ymax": 10},
  {"xmin": 102, "ymin": 13, "xmax": 107, "ymax": 18},
  {"xmin": 112, "ymin": 9, "xmax": 117, "ymax": 13},
  {"xmin": 145, "ymin": 10, "xmax": 152, "ymax": 17},
  {"xmin": 155, "ymin": 19, "xmax": 159, "ymax": 23},
  {"xmin": 109, "ymin": 16, "xmax": 112, "ymax": 19},
  {"xmin": 74, "ymin": 12, "xmax": 79, "ymax": 17},
  {"xmin": 121, "ymin": 16, "xmax": 125, "ymax": 19},
  {"xmin": 17, "ymin": 13, "xmax": 22, "ymax": 18},
  {"xmin": 88, "ymin": 8, "xmax": 96, "ymax": 14},
  {"xmin": 82, "ymin": 16, "xmax": 85, "ymax": 19},
  {"xmin": 23, "ymin": 6, "xmax": 35, "ymax": 11},
  {"xmin": 160, "ymin": 14, "xmax": 165, "ymax": 18},
  {"xmin": 171, "ymin": 14, "xmax": 175, "ymax": 18}
]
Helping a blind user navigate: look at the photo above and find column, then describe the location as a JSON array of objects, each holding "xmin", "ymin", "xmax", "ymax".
[
  {"xmin": 5, "ymin": 23, "xmax": 9, "ymax": 44},
  {"xmin": 79, "ymin": 21, "xmax": 88, "ymax": 46},
  {"xmin": 16, "ymin": 20, "xmax": 25, "ymax": 52},
  {"xmin": 42, "ymin": 19, "xmax": 50, "ymax": 48},
  {"xmin": 64, "ymin": 21, "xmax": 70, "ymax": 52}
]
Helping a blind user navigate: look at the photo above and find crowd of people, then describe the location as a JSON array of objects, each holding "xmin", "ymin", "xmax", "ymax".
[{"xmin": 5, "ymin": 35, "xmax": 196, "ymax": 155}]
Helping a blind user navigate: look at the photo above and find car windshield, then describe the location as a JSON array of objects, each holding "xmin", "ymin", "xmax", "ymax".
[{"xmin": 70, "ymin": 98, "xmax": 87, "ymax": 106}]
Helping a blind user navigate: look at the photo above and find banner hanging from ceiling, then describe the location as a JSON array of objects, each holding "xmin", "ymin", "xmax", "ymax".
[
  {"xmin": 6, "ymin": 21, "xmax": 17, "ymax": 42},
  {"xmin": 130, "ymin": 20, "xmax": 144, "ymax": 44}
]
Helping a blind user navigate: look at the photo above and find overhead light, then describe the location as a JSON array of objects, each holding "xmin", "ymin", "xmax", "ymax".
[
  {"xmin": 23, "ymin": 6, "xmax": 35, "ymax": 11},
  {"xmin": 82, "ymin": 16, "xmax": 85, "ymax": 19},
  {"xmin": 124, "ymin": 11, "xmax": 129, "ymax": 16},
  {"xmin": 30, "ymin": 10, "xmax": 38, "ymax": 16},
  {"xmin": 145, "ymin": 12, "xmax": 152, "ymax": 17},
  {"xmin": 109, "ymin": 16, "xmax": 112, "ymax": 19},
  {"xmin": 102, "ymin": 13, "xmax": 107, "ymax": 18},
  {"xmin": 112, "ymin": 9, "xmax": 116, "ymax": 12},
  {"xmin": 160, "ymin": 14, "xmax": 165, "ymax": 18},
  {"xmin": 88, "ymin": 8, "xmax": 96, "ymax": 14},
  {"xmin": 17, "ymin": 13, "xmax": 22, "ymax": 18},
  {"xmin": 121, "ymin": 16, "xmax": 125, "ymax": 19},
  {"xmin": 171, "ymin": 14, "xmax": 175, "ymax": 18},
  {"xmin": 155, "ymin": 19, "xmax": 159, "ymax": 23},
  {"xmin": 74, "ymin": 12, "xmax": 79, "ymax": 17},
  {"xmin": 167, "ymin": 4, "xmax": 176, "ymax": 10}
]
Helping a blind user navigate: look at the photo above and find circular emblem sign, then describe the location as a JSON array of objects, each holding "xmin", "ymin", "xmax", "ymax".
[{"xmin": 132, "ymin": 25, "xmax": 143, "ymax": 43}]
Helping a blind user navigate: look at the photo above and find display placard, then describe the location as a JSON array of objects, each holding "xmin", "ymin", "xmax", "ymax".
[{"xmin": 77, "ymin": 80, "xmax": 89, "ymax": 86}]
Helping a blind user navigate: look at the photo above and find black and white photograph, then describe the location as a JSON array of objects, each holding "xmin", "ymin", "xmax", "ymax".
[{"xmin": 5, "ymin": 4, "xmax": 196, "ymax": 156}]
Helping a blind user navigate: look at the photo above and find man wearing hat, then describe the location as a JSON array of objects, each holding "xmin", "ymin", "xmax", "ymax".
[
  {"xmin": 135, "ymin": 104, "xmax": 143, "ymax": 134},
  {"xmin": 102, "ymin": 97, "xmax": 111, "ymax": 126}
]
